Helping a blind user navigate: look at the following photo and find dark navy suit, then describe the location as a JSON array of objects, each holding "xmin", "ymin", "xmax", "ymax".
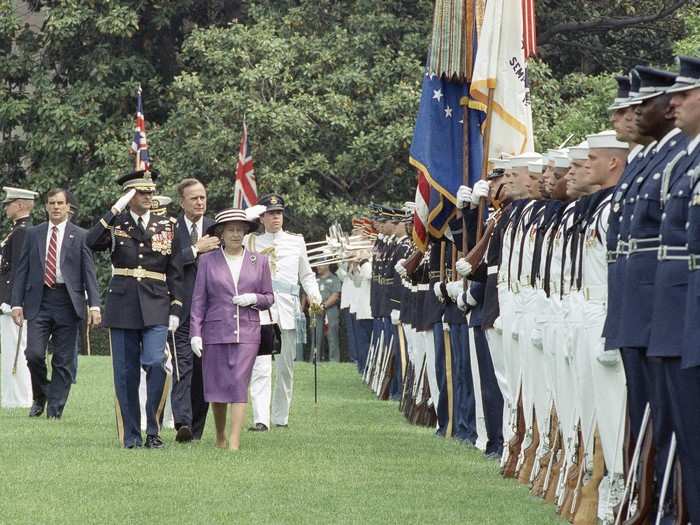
[
  {"xmin": 11, "ymin": 221, "xmax": 100, "ymax": 417},
  {"xmin": 171, "ymin": 214, "xmax": 214, "ymax": 439}
]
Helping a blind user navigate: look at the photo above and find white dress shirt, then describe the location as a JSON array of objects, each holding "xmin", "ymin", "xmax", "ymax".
[
  {"xmin": 130, "ymin": 210, "xmax": 150, "ymax": 229},
  {"xmin": 184, "ymin": 215, "xmax": 204, "ymax": 257},
  {"xmin": 45, "ymin": 220, "xmax": 68, "ymax": 284}
]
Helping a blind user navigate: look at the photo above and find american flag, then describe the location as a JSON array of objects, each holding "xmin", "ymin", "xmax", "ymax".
[
  {"xmin": 130, "ymin": 86, "xmax": 151, "ymax": 171},
  {"xmin": 233, "ymin": 120, "xmax": 257, "ymax": 209},
  {"xmin": 522, "ymin": 0, "xmax": 537, "ymax": 58}
]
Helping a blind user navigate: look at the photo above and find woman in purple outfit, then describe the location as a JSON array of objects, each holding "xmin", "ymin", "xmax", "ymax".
[{"xmin": 190, "ymin": 208, "xmax": 273, "ymax": 450}]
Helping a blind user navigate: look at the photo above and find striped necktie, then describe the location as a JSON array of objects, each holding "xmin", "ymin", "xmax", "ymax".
[{"xmin": 44, "ymin": 225, "xmax": 58, "ymax": 288}]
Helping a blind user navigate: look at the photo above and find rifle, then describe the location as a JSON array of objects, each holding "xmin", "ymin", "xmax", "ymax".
[
  {"xmin": 617, "ymin": 407, "xmax": 654, "ymax": 525},
  {"xmin": 502, "ymin": 392, "xmax": 525, "ymax": 478},
  {"xmin": 403, "ymin": 249, "xmax": 425, "ymax": 277},
  {"xmin": 11, "ymin": 323, "xmax": 24, "ymax": 375},
  {"xmin": 463, "ymin": 210, "xmax": 500, "ymax": 274}
]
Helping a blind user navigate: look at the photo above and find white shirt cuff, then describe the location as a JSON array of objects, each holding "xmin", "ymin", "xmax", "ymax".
[{"xmin": 192, "ymin": 246, "xmax": 198, "ymax": 257}]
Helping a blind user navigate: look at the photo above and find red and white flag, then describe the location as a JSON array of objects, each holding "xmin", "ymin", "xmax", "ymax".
[{"xmin": 233, "ymin": 120, "xmax": 257, "ymax": 209}]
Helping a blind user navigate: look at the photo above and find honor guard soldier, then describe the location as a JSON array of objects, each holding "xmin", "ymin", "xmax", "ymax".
[
  {"xmin": 246, "ymin": 193, "xmax": 321, "ymax": 430},
  {"xmin": 0, "ymin": 187, "xmax": 37, "ymax": 408},
  {"xmin": 87, "ymin": 170, "xmax": 184, "ymax": 449}
]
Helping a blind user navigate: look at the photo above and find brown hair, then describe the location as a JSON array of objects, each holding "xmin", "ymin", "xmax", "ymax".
[
  {"xmin": 176, "ymin": 178, "xmax": 204, "ymax": 198},
  {"xmin": 46, "ymin": 188, "xmax": 67, "ymax": 202}
]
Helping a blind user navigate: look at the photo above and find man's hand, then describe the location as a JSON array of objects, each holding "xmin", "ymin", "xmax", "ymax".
[
  {"xmin": 445, "ymin": 281, "xmax": 463, "ymax": 301},
  {"xmin": 394, "ymin": 259, "xmax": 407, "ymax": 278},
  {"xmin": 433, "ymin": 282, "xmax": 445, "ymax": 302},
  {"xmin": 191, "ymin": 336, "xmax": 203, "ymax": 358},
  {"xmin": 390, "ymin": 310, "xmax": 400, "ymax": 325},
  {"xmin": 470, "ymin": 180, "xmax": 490, "ymax": 207},
  {"xmin": 168, "ymin": 315, "xmax": 180, "ymax": 332},
  {"xmin": 455, "ymin": 258, "xmax": 472, "ymax": 277},
  {"xmin": 456, "ymin": 185, "xmax": 473, "ymax": 209},
  {"xmin": 111, "ymin": 189, "xmax": 137, "ymax": 215},
  {"xmin": 195, "ymin": 235, "xmax": 220, "ymax": 254},
  {"xmin": 0, "ymin": 303, "xmax": 11, "ymax": 315},
  {"xmin": 88, "ymin": 309, "xmax": 102, "ymax": 327},
  {"xmin": 11, "ymin": 307, "xmax": 23, "ymax": 327},
  {"xmin": 309, "ymin": 302, "xmax": 324, "ymax": 317}
]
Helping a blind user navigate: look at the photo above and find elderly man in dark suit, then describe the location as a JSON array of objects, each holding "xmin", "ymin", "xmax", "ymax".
[
  {"xmin": 171, "ymin": 178, "xmax": 218, "ymax": 443},
  {"xmin": 11, "ymin": 188, "xmax": 101, "ymax": 419}
]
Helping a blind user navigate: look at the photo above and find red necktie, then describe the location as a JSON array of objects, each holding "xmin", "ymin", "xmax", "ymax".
[{"xmin": 44, "ymin": 226, "xmax": 58, "ymax": 288}]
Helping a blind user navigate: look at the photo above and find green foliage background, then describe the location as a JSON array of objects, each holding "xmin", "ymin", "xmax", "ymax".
[{"xmin": 1, "ymin": 0, "xmax": 699, "ymax": 239}]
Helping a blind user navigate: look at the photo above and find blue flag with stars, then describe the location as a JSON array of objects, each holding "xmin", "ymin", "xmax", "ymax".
[{"xmin": 410, "ymin": 74, "xmax": 484, "ymax": 242}]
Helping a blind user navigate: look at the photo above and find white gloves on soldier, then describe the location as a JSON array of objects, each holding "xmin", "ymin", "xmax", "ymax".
[
  {"xmin": 168, "ymin": 315, "xmax": 180, "ymax": 332},
  {"xmin": 433, "ymin": 282, "xmax": 444, "ymax": 302},
  {"xmin": 233, "ymin": 293, "xmax": 257, "ymax": 307},
  {"xmin": 190, "ymin": 336, "xmax": 203, "ymax": 358},
  {"xmin": 446, "ymin": 281, "xmax": 463, "ymax": 301},
  {"xmin": 394, "ymin": 259, "xmax": 407, "ymax": 278},
  {"xmin": 245, "ymin": 204, "xmax": 267, "ymax": 221},
  {"xmin": 112, "ymin": 188, "xmax": 137, "ymax": 214},
  {"xmin": 455, "ymin": 258, "xmax": 472, "ymax": 277},
  {"xmin": 470, "ymin": 180, "xmax": 490, "ymax": 207},
  {"xmin": 0, "ymin": 303, "xmax": 11, "ymax": 315},
  {"xmin": 457, "ymin": 292, "xmax": 467, "ymax": 311},
  {"xmin": 390, "ymin": 310, "xmax": 400, "ymax": 325},
  {"xmin": 456, "ymin": 185, "xmax": 473, "ymax": 209}
]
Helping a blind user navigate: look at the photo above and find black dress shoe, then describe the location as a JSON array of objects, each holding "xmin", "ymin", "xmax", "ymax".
[
  {"xmin": 175, "ymin": 426, "xmax": 193, "ymax": 443},
  {"xmin": 145, "ymin": 434, "xmax": 165, "ymax": 449},
  {"xmin": 274, "ymin": 424, "xmax": 288, "ymax": 429},
  {"xmin": 125, "ymin": 442, "xmax": 142, "ymax": 449},
  {"xmin": 247, "ymin": 423, "xmax": 269, "ymax": 432},
  {"xmin": 28, "ymin": 400, "xmax": 46, "ymax": 418},
  {"xmin": 47, "ymin": 414, "xmax": 61, "ymax": 421}
]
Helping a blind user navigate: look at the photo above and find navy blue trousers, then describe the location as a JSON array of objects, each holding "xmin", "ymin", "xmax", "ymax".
[
  {"xmin": 355, "ymin": 318, "xmax": 373, "ymax": 374},
  {"xmin": 620, "ymin": 347, "xmax": 652, "ymax": 447},
  {"xmin": 110, "ymin": 326, "xmax": 168, "ymax": 448},
  {"xmin": 472, "ymin": 326, "xmax": 504, "ymax": 455},
  {"xmin": 172, "ymin": 321, "xmax": 209, "ymax": 439},
  {"xmin": 341, "ymin": 309, "xmax": 357, "ymax": 363}
]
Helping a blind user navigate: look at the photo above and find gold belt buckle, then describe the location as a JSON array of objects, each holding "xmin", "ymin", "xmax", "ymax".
[{"xmin": 133, "ymin": 268, "xmax": 146, "ymax": 279}]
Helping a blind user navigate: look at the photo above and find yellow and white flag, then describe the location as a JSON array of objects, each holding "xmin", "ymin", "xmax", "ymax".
[{"xmin": 470, "ymin": 0, "xmax": 534, "ymax": 157}]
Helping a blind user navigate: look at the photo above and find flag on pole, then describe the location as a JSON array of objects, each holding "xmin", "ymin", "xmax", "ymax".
[
  {"xmin": 470, "ymin": 0, "xmax": 534, "ymax": 158},
  {"xmin": 522, "ymin": 0, "xmax": 537, "ymax": 58},
  {"xmin": 410, "ymin": 75, "xmax": 484, "ymax": 252},
  {"xmin": 130, "ymin": 86, "xmax": 151, "ymax": 172},
  {"xmin": 233, "ymin": 120, "xmax": 257, "ymax": 209}
]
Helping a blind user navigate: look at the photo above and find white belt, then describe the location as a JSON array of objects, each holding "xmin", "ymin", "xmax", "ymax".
[
  {"xmin": 583, "ymin": 285, "xmax": 606, "ymax": 302},
  {"xmin": 272, "ymin": 279, "xmax": 300, "ymax": 296},
  {"xmin": 417, "ymin": 284, "xmax": 430, "ymax": 291},
  {"xmin": 487, "ymin": 265, "xmax": 499, "ymax": 276}
]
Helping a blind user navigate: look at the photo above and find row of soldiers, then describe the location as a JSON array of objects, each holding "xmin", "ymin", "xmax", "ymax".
[{"xmin": 358, "ymin": 56, "xmax": 700, "ymax": 524}]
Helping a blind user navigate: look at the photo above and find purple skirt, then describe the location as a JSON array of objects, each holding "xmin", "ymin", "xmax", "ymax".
[{"xmin": 202, "ymin": 342, "xmax": 258, "ymax": 403}]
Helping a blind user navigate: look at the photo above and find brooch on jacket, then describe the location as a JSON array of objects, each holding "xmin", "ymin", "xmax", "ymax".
[{"xmin": 250, "ymin": 254, "xmax": 257, "ymax": 264}]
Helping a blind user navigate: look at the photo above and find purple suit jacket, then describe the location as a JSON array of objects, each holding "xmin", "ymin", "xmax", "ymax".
[{"xmin": 190, "ymin": 249, "xmax": 274, "ymax": 345}]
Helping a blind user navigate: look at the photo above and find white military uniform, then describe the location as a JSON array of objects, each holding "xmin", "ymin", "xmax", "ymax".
[{"xmin": 247, "ymin": 229, "xmax": 321, "ymax": 427}]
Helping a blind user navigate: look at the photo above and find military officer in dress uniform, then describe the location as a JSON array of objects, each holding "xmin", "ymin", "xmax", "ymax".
[
  {"xmin": 0, "ymin": 187, "xmax": 37, "ymax": 408},
  {"xmin": 87, "ymin": 170, "xmax": 184, "ymax": 449},
  {"xmin": 246, "ymin": 194, "xmax": 321, "ymax": 430}
]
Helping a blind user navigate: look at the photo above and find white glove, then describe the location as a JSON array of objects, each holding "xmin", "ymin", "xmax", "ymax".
[
  {"xmin": 0, "ymin": 303, "xmax": 11, "ymax": 315},
  {"xmin": 455, "ymin": 258, "xmax": 472, "ymax": 277},
  {"xmin": 466, "ymin": 291, "xmax": 478, "ymax": 307},
  {"xmin": 394, "ymin": 259, "xmax": 407, "ymax": 278},
  {"xmin": 190, "ymin": 336, "xmax": 203, "ymax": 358},
  {"xmin": 168, "ymin": 315, "xmax": 180, "ymax": 332},
  {"xmin": 112, "ymin": 188, "xmax": 137, "ymax": 214},
  {"xmin": 493, "ymin": 316, "xmax": 503, "ymax": 334},
  {"xmin": 232, "ymin": 293, "xmax": 257, "ymax": 307},
  {"xmin": 245, "ymin": 204, "xmax": 267, "ymax": 221},
  {"xmin": 470, "ymin": 180, "xmax": 490, "ymax": 207},
  {"xmin": 456, "ymin": 185, "xmax": 473, "ymax": 208},
  {"xmin": 446, "ymin": 281, "xmax": 463, "ymax": 301},
  {"xmin": 530, "ymin": 326, "xmax": 543, "ymax": 350},
  {"xmin": 390, "ymin": 310, "xmax": 400, "ymax": 325},
  {"xmin": 433, "ymin": 282, "xmax": 445, "ymax": 302},
  {"xmin": 457, "ymin": 292, "xmax": 467, "ymax": 311},
  {"xmin": 597, "ymin": 349, "xmax": 621, "ymax": 367}
]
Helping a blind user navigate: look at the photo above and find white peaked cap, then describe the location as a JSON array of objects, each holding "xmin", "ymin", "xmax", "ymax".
[
  {"xmin": 2, "ymin": 186, "xmax": 39, "ymax": 203},
  {"xmin": 510, "ymin": 152, "xmax": 543, "ymax": 168},
  {"xmin": 568, "ymin": 141, "xmax": 589, "ymax": 161},
  {"xmin": 586, "ymin": 129, "xmax": 629, "ymax": 150}
]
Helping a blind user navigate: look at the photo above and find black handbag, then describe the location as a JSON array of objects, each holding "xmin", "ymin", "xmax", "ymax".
[{"xmin": 258, "ymin": 324, "xmax": 281, "ymax": 356}]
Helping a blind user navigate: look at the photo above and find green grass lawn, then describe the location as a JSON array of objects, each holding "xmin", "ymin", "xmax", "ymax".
[{"xmin": 0, "ymin": 357, "xmax": 563, "ymax": 524}]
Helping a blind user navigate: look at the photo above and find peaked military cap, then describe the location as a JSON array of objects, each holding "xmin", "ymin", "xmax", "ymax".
[
  {"xmin": 258, "ymin": 193, "xmax": 285, "ymax": 212},
  {"xmin": 117, "ymin": 169, "xmax": 159, "ymax": 192},
  {"xmin": 667, "ymin": 56, "xmax": 700, "ymax": 94},
  {"xmin": 608, "ymin": 75, "xmax": 632, "ymax": 111},
  {"xmin": 2, "ymin": 186, "xmax": 39, "ymax": 204},
  {"xmin": 630, "ymin": 66, "xmax": 677, "ymax": 102}
]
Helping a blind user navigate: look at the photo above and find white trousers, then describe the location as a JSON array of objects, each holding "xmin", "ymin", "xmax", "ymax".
[
  {"xmin": 584, "ymin": 302, "xmax": 626, "ymax": 477},
  {"xmin": 250, "ymin": 354, "xmax": 272, "ymax": 427},
  {"xmin": 485, "ymin": 327, "xmax": 512, "ymax": 442},
  {"xmin": 271, "ymin": 328, "xmax": 297, "ymax": 426},
  {"xmin": 468, "ymin": 324, "xmax": 487, "ymax": 451},
  {"xmin": 0, "ymin": 314, "xmax": 32, "ymax": 408}
]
